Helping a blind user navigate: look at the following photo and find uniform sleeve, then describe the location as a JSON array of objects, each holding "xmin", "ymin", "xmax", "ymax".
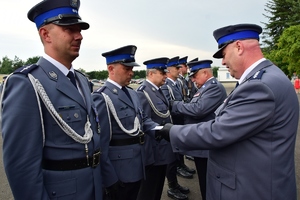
[
  {"xmin": 172, "ymin": 84, "xmax": 225, "ymax": 117},
  {"xmin": 170, "ymin": 81, "xmax": 275, "ymax": 151},
  {"xmin": 1, "ymin": 74, "xmax": 49, "ymax": 199},
  {"xmin": 92, "ymin": 92, "xmax": 119, "ymax": 188}
]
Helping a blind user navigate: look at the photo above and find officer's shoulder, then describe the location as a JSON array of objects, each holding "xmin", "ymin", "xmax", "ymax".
[
  {"xmin": 137, "ymin": 85, "xmax": 146, "ymax": 91},
  {"xmin": 13, "ymin": 64, "xmax": 39, "ymax": 76},
  {"xmin": 250, "ymin": 70, "xmax": 265, "ymax": 80},
  {"xmin": 95, "ymin": 85, "xmax": 107, "ymax": 93}
]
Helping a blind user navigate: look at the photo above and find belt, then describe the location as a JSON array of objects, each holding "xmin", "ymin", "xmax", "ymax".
[
  {"xmin": 42, "ymin": 149, "xmax": 101, "ymax": 171},
  {"xmin": 110, "ymin": 133, "xmax": 145, "ymax": 146}
]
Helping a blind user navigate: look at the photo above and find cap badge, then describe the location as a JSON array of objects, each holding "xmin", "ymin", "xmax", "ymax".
[{"xmin": 70, "ymin": 0, "xmax": 78, "ymax": 8}]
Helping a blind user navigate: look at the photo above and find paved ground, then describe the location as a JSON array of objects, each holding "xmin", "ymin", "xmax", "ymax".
[{"xmin": 1, "ymin": 83, "xmax": 300, "ymax": 200}]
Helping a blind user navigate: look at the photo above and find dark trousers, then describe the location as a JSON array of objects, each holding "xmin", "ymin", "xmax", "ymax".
[
  {"xmin": 104, "ymin": 181, "xmax": 141, "ymax": 200},
  {"xmin": 166, "ymin": 154, "xmax": 180, "ymax": 184},
  {"xmin": 137, "ymin": 164, "xmax": 167, "ymax": 200},
  {"xmin": 194, "ymin": 157, "xmax": 208, "ymax": 200}
]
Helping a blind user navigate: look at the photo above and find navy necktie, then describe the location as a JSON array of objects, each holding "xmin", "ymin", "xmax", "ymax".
[
  {"xmin": 122, "ymin": 86, "xmax": 132, "ymax": 102},
  {"xmin": 235, "ymin": 81, "xmax": 239, "ymax": 88},
  {"xmin": 67, "ymin": 71, "xmax": 77, "ymax": 89}
]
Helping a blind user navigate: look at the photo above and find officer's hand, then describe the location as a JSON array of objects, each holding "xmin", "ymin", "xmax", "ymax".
[
  {"xmin": 105, "ymin": 181, "xmax": 120, "ymax": 200},
  {"xmin": 156, "ymin": 123, "xmax": 173, "ymax": 142}
]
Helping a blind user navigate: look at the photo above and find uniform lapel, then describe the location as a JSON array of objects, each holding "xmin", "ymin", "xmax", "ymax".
[
  {"xmin": 105, "ymin": 82, "xmax": 134, "ymax": 108},
  {"xmin": 37, "ymin": 58, "xmax": 86, "ymax": 109}
]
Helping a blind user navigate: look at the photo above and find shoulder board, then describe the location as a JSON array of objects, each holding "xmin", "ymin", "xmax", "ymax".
[
  {"xmin": 95, "ymin": 85, "xmax": 107, "ymax": 93},
  {"xmin": 250, "ymin": 70, "xmax": 265, "ymax": 80},
  {"xmin": 13, "ymin": 64, "xmax": 38, "ymax": 75},
  {"xmin": 137, "ymin": 85, "xmax": 146, "ymax": 91}
]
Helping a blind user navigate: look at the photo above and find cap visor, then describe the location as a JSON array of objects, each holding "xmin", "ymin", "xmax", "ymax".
[
  {"xmin": 122, "ymin": 62, "xmax": 140, "ymax": 67},
  {"xmin": 52, "ymin": 20, "xmax": 90, "ymax": 30},
  {"xmin": 213, "ymin": 44, "xmax": 227, "ymax": 58}
]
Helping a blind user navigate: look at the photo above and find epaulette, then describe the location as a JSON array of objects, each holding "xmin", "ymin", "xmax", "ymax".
[
  {"xmin": 13, "ymin": 64, "xmax": 38, "ymax": 76},
  {"xmin": 95, "ymin": 85, "xmax": 106, "ymax": 93},
  {"xmin": 137, "ymin": 85, "xmax": 146, "ymax": 91},
  {"xmin": 249, "ymin": 70, "xmax": 265, "ymax": 80}
]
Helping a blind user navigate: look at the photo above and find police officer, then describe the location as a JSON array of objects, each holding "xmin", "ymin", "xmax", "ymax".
[
  {"xmin": 161, "ymin": 56, "xmax": 190, "ymax": 200},
  {"xmin": 92, "ymin": 45, "xmax": 158, "ymax": 200},
  {"xmin": 1, "ymin": 0, "xmax": 106, "ymax": 199},
  {"xmin": 135, "ymin": 57, "xmax": 176, "ymax": 200},
  {"xmin": 177, "ymin": 56, "xmax": 189, "ymax": 102},
  {"xmin": 186, "ymin": 58, "xmax": 198, "ymax": 99},
  {"xmin": 157, "ymin": 23, "xmax": 299, "ymax": 200},
  {"xmin": 171, "ymin": 59, "xmax": 227, "ymax": 200}
]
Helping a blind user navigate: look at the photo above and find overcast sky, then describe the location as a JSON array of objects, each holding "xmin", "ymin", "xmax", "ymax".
[{"xmin": 0, "ymin": 0, "xmax": 268, "ymax": 72}]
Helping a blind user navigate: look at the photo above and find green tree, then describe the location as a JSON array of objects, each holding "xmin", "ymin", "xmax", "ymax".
[
  {"xmin": 24, "ymin": 56, "xmax": 40, "ymax": 65},
  {"xmin": 262, "ymin": 0, "xmax": 300, "ymax": 53},
  {"xmin": 12, "ymin": 56, "xmax": 25, "ymax": 71},
  {"xmin": 212, "ymin": 66, "xmax": 219, "ymax": 78},
  {"xmin": 266, "ymin": 25, "xmax": 300, "ymax": 77},
  {"xmin": 0, "ymin": 56, "xmax": 13, "ymax": 74}
]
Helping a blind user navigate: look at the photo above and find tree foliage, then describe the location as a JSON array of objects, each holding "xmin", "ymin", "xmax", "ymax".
[
  {"xmin": 266, "ymin": 25, "xmax": 300, "ymax": 76},
  {"xmin": 262, "ymin": 0, "xmax": 300, "ymax": 76}
]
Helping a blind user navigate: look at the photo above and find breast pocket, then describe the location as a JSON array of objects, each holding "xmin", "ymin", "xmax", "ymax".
[
  {"xmin": 117, "ymin": 106, "xmax": 136, "ymax": 127},
  {"xmin": 50, "ymin": 106, "xmax": 82, "ymax": 145}
]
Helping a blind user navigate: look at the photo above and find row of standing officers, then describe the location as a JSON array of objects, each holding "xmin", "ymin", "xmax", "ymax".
[{"xmin": 1, "ymin": 0, "xmax": 299, "ymax": 200}]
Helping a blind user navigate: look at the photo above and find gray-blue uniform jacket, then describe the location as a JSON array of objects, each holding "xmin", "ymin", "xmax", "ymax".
[
  {"xmin": 161, "ymin": 78, "xmax": 184, "ymax": 125},
  {"xmin": 136, "ymin": 80, "xmax": 176, "ymax": 166},
  {"xmin": 169, "ymin": 60, "xmax": 299, "ymax": 200},
  {"xmin": 92, "ymin": 81, "xmax": 157, "ymax": 187},
  {"xmin": 172, "ymin": 77, "xmax": 227, "ymax": 158},
  {"xmin": 1, "ymin": 57, "xmax": 104, "ymax": 200}
]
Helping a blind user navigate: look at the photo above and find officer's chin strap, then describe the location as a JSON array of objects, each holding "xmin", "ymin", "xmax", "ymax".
[
  {"xmin": 101, "ymin": 92, "xmax": 140, "ymax": 137},
  {"xmin": 143, "ymin": 90, "xmax": 172, "ymax": 123},
  {"xmin": 28, "ymin": 74, "xmax": 93, "ymax": 160}
]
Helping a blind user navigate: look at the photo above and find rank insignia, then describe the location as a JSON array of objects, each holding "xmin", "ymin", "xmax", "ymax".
[
  {"xmin": 113, "ymin": 88, "xmax": 118, "ymax": 94},
  {"xmin": 49, "ymin": 71, "xmax": 57, "ymax": 80}
]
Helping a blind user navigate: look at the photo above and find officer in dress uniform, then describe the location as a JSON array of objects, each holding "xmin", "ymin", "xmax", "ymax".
[
  {"xmin": 161, "ymin": 56, "xmax": 190, "ymax": 200},
  {"xmin": 135, "ymin": 57, "xmax": 176, "ymax": 200},
  {"xmin": 157, "ymin": 23, "xmax": 299, "ymax": 200},
  {"xmin": 171, "ymin": 59, "xmax": 227, "ymax": 200},
  {"xmin": 92, "ymin": 45, "xmax": 158, "ymax": 200},
  {"xmin": 177, "ymin": 56, "xmax": 190, "ymax": 102},
  {"xmin": 1, "ymin": 0, "xmax": 107, "ymax": 199},
  {"xmin": 176, "ymin": 56, "xmax": 197, "ymax": 173},
  {"xmin": 186, "ymin": 58, "xmax": 198, "ymax": 99}
]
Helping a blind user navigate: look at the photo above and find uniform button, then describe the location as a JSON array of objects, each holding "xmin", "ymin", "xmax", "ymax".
[
  {"xmin": 118, "ymin": 155, "xmax": 121, "ymax": 158},
  {"xmin": 216, "ymin": 175, "xmax": 220, "ymax": 179},
  {"xmin": 67, "ymin": 116, "xmax": 70, "ymax": 120},
  {"xmin": 52, "ymin": 191, "xmax": 56, "ymax": 196}
]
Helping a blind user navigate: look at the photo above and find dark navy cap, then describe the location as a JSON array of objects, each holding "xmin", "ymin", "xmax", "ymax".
[
  {"xmin": 28, "ymin": 0, "xmax": 89, "ymax": 30},
  {"xmin": 102, "ymin": 45, "xmax": 140, "ymax": 67},
  {"xmin": 166, "ymin": 56, "xmax": 180, "ymax": 68},
  {"xmin": 188, "ymin": 58, "xmax": 198, "ymax": 64},
  {"xmin": 178, "ymin": 56, "xmax": 188, "ymax": 65},
  {"xmin": 212, "ymin": 23, "xmax": 262, "ymax": 58},
  {"xmin": 143, "ymin": 57, "xmax": 169, "ymax": 72},
  {"xmin": 188, "ymin": 60, "xmax": 213, "ymax": 77}
]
